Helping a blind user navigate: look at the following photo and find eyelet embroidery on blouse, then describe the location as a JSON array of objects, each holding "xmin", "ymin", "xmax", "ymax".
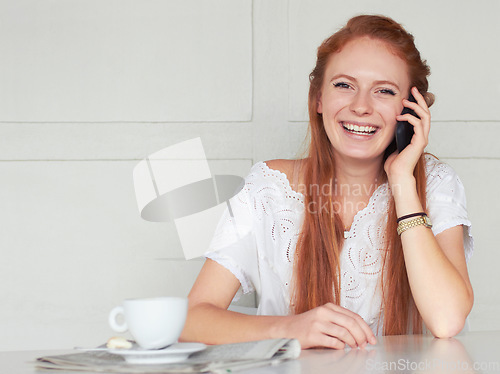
[
  {"xmin": 341, "ymin": 184, "xmax": 389, "ymax": 306},
  {"xmin": 249, "ymin": 162, "xmax": 393, "ymax": 306},
  {"xmin": 207, "ymin": 158, "xmax": 473, "ymax": 329}
]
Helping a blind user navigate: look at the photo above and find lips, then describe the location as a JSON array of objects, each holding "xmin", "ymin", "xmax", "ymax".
[{"xmin": 341, "ymin": 121, "xmax": 378, "ymax": 135}]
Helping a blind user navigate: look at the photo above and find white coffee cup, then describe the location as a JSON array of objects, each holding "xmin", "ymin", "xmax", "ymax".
[{"xmin": 108, "ymin": 297, "xmax": 188, "ymax": 349}]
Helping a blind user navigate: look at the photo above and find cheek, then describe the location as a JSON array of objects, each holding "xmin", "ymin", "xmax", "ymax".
[
  {"xmin": 381, "ymin": 107, "xmax": 400, "ymax": 142},
  {"xmin": 380, "ymin": 103, "xmax": 402, "ymax": 125},
  {"xmin": 322, "ymin": 94, "xmax": 349, "ymax": 115}
]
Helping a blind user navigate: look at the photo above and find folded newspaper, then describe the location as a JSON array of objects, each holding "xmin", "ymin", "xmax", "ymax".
[{"xmin": 36, "ymin": 338, "xmax": 301, "ymax": 373}]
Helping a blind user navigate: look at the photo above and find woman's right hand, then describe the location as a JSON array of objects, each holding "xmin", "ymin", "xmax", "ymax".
[{"xmin": 280, "ymin": 303, "xmax": 377, "ymax": 349}]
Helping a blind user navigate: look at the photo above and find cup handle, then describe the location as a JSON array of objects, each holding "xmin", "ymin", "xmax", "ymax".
[{"xmin": 108, "ymin": 306, "xmax": 128, "ymax": 333}]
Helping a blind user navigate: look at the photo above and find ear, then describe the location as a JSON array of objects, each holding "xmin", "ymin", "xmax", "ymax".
[{"xmin": 316, "ymin": 92, "xmax": 323, "ymax": 114}]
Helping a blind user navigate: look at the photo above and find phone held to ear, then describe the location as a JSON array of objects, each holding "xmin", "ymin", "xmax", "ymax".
[{"xmin": 395, "ymin": 93, "xmax": 419, "ymax": 152}]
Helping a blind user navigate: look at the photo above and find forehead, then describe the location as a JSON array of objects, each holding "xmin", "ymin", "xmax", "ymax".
[{"xmin": 325, "ymin": 37, "xmax": 410, "ymax": 87}]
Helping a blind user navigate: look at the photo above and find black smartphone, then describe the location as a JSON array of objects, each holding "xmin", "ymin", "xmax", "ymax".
[{"xmin": 395, "ymin": 93, "xmax": 419, "ymax": 152}]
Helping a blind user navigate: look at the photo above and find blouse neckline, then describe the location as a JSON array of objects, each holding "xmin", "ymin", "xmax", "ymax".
[{"xmin": 258, "ymin": 160, "xmax": 389, "ymax": 238}]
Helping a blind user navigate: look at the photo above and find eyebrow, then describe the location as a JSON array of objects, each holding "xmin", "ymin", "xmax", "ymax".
[{"xmin": 330, "ymin": 74, "xmax": 401, "ymax": 90}]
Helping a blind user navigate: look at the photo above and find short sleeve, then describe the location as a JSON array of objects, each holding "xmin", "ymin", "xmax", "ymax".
[
  {"xmin": 204, "ymin": 166, "xmax": 261, "ymax": 299},
  {"xmin": 426, "ymin": 157, "xmax": 474, "ymax": 263}
]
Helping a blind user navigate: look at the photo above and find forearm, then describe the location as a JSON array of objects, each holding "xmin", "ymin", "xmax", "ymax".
[
  {"xmin": 180, "ymin": 302, "xmax": 286, "ymax": 344},
  {"xmin": 400, "ymin": 226, "xmax": 472, "ymax": 336},
  {"xmin": 393, "ymin": 179, "xmax": 473, "ymax": 337},
  {"xmin": 181, "ymin": 302, "xmax": 378, "ymax": 349}
]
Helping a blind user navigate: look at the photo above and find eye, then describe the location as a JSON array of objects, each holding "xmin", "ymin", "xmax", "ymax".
[
  {"xmin": 333, "ymin": 82, "xmax": 351, "ymax": 89},
  {"xmin": 377, "ymin": 88, "xmax": 396, "ymax": 96}
]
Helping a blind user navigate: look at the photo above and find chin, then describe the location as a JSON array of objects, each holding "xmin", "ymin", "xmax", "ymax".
[{"xmin": 338, "ymin": 149, "xmax": 384, "ymax": 162}]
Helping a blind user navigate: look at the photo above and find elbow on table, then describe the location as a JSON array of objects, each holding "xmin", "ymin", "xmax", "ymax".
[
  {"xmin": 427, "ymin": 315, "xmax": 468, "ymax": 339},
  {"xmin": 428, "ymin": 289, "xmax": 474, "ymax": 339}
]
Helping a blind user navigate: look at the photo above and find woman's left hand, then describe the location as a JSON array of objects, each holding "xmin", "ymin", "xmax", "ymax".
[{"xmin": 384, "ymin": 86, "xmax": 431, "ymax": 185}]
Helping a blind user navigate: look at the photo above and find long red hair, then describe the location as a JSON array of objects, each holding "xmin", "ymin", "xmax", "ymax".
[{"xmin": 292, "ymin": 15, "xmax": 433, "ymax": 335}]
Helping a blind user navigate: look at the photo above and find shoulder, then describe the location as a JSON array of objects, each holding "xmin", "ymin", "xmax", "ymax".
[
  {"xmin": 241, "ymin": 159, "xmax": 305, "ymax": 198},
  {"xmin": 263, "ymin": 159, "xmax": 304, "ymax": 193},
  {"xmin": 264, "ymin": 159, "xmax": 296, "ymax": 177},
  {"xmin": 425, "ymin": 154, "xmax": 455, "ymax": 178},
  {"xmin": 424, "ymin": 154, "xmax": 460, "ymax": 184},
  {"xmin": 424, "ymin": 154, "xmax": 466, "ymax": 199},
  {"xmin": 423, "ymin": 155, "xmax": 472, "ymax": 256},
  {"xmin": 234, "ymin": 159, "xmax": 304, "ymax": 211}
]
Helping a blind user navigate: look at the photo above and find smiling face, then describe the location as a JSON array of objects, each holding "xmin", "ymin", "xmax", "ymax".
[{"xmin": 317, "ymin": 36, "xmax": 411, "ymax": 164}]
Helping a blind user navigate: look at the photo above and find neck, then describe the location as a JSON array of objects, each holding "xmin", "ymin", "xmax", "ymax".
[{"xmin": 333, "ymin": 153, "xmax": 384, "ymax": 196}]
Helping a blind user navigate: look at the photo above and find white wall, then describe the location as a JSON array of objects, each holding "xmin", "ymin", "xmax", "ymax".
[{"xmin": 1, "ymin": 0, "xmax": 498, "ymax": 350}]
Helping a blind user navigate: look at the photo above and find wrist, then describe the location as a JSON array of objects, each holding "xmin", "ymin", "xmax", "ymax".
[
  {"xmin": 390, "ymin": 179, "xmax": 424, "ymax": 218},
  {"xmin": 389, "ymin": 176, "xmax": 416, "ymax": 200},
  {"xmin": 389, "ymin": 171, "xmax": 415, "ymax": 187},
  {"xmin": 269, "ymin": 315, "xmax": 291, "ymax": 339}
]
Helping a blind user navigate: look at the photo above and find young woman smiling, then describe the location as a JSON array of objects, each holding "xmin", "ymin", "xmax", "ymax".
[{"xmin": 180, "ymin": 15, "xmax": 474, "ymax": 349}]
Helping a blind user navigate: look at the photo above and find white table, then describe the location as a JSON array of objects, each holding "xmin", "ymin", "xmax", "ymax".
[
  {"xmin": 2, "ymin": 330, "xmax": 499, "ymax": 373},
  {"xmin": 262, "ymin": 330, "xmax": 500, "ymax": 373}
]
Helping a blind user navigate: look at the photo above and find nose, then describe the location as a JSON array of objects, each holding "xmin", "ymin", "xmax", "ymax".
[{"xmin": 349, "ymin": 91, "xmax": 373, "ymax": 116}]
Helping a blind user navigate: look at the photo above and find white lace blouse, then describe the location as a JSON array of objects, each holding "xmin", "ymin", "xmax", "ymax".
[{"xmin": 205, "ymin": 155, "xmax": 473, "ymax": 335}]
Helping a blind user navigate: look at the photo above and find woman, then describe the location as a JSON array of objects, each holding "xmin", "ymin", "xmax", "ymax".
[{"xmin": 180, "ymin": 15, "xmax": 474, "ymax": 349}]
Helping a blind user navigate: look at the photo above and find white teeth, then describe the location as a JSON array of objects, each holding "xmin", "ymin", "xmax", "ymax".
[{"xmin": 342, "ymin": 122, "xmax": 376, "ymax": 134}]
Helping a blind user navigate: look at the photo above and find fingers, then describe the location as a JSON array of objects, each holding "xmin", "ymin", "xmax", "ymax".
[
  {"xmin": 332, "ymin": 304, "xmax": 377, "ymax": 344},
  {"xmin": 396, "ymin": 113, "xmax": 427, "ymax": 147},
  {"xmin": 315, "ymin": 332, "xmax": 346, "ymax": 350},
  {"xmin": 406, "ymin": 86, "xmax": 430, "ymax": 116},
  {"xmin": 319, "ymin": 320, "xmax": 358, "ymax": 348},
  {"xmin": 312, "ymin": 304, "xmax": 374, "ymax": 349},
  {"xmin": 396, "ymin": 87, "xmax": 431, "ymax": 149},
  {"xmin": 405, "ymin": 87, "xmax": 430, "ymax": 127},
  {"xmin": 324, "ymin": 303, "xmax": 377, "ymax": 347},
  {"xmin": 293, "ymin": 304, "xmax": 378, "ymax": 350}
]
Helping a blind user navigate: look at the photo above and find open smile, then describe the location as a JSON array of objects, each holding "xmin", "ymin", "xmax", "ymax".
[{"xmin": 340, "ymin": 121, "xmax": 379, "ymax": 136}]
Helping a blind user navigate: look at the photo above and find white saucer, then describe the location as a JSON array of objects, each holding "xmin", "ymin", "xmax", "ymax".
[{"xmin": 109, "ymin": 342, "xmax": 206, "ymax": 364}]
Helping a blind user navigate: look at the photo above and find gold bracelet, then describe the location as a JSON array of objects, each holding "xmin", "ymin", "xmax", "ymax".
[{"xmin": 397, "ymin": 215, "xmax": 432, "ymax": 235}]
